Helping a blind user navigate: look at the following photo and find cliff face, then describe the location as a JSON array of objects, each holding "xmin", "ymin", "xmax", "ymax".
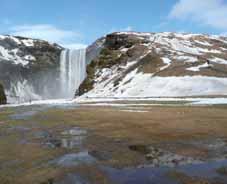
[
  {"xmin": 0, "ymin": 35, "xmax": 63, "ymax": 103},
  {"xmin": 79, "ymin": 32, "xmax": 227, "ymax": 97},
  {"xmin": 0, "ymin": 83, "xmax": 6, "ymax": 104}
]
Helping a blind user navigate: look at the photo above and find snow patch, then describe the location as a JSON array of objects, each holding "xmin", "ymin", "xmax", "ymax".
[
  {"xmin": 21, "ymin": 39, "xmax": 34, "ymax": 47},
  {"xmin": 175, "ymin": 55, "xmax": 198, "ymax": 63},
  {"xmin": 0, "ymin": 46, "xmax": 31, "ymax": 65},
  {"xmin": 24, "ymin": 55, "xmax": 36, "ymax": 61},
  {"xmin": 195, "ymin": 40, "xmax": 212, "ymax": 46},
  {"xmin": 187, "ymin": 63, "xmax": 210, "ymax": 72},
  {"xmin": 211, "ymin": 58, "xmax": 227, "ymax": 65},
  {"xmin": 160, "ymin": 57, "xmax": 171, "ymax": 70},
  {"xmin": 85, "ymin": 75, "xmax": 227, "ymax": 98}
]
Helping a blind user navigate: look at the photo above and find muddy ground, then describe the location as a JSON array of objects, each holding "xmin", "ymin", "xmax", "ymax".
[{"xmin": 1, "ymin": 103, "xmax": 227, "ymax": 184}]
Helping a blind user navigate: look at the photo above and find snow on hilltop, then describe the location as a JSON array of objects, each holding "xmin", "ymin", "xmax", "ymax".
[
  {"xmin": 80, "ymin": 31, "xmax": 227, "ymax": 97},
  {"xmin": 0, "ymin": 35, "xmax": 62, "ymax": 66}
]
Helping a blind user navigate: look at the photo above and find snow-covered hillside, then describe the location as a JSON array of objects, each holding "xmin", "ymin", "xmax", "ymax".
[
  {"xmin": 0, "ymin": 35, "xmax": 36, "ymax": 66},
  {"xmin": 0, "ymin": 35, "xmax": 62, "ymax": 103},
  {"xmin": 80, "ymin": 32, "xmax": 227, "ymax": 97}
]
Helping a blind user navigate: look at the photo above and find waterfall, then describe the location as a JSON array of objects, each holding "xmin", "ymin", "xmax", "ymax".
[
  {"xmin": 3, "ymin": 48, "xmax": 86, "ymax": 104},
  {"xmin": 60, "ymin": 49, "xmax": 86, "ymax": 99}
]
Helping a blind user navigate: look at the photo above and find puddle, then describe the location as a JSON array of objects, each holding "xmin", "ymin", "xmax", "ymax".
[
  {"xmin": 9, "ymin": 110, "xmax": 37, "ymax": 120},
  {"xmin": 89, "ymin": 150, "xmax": 112, "ymax": 161},
  {"xmin": 102, "ymin": 159, "xmax": 227, "ymax": 184},
  {"xmin": 51, "ymin": 152, "xmax": 96, "ymax": 167},
  {"xmin": 102, "ymin": 166, "xmax": 176, "ymax": 184},
  {"xmin": 8, "ymin": 105, "xmax": 51, "ymax": 120},
  {"xmin": 55, "ymin": 174, "xmax": 89, "ymax": 184}
]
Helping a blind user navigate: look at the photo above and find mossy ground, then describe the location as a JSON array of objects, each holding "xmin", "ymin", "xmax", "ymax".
[{"xmin": 1, "ymin": 104, "xmax": 227, "ymax": 183}]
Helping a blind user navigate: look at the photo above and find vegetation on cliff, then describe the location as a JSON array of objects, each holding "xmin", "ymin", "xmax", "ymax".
[{"xmin": 78, "ymin": 47, "xmax": 122, "ymax": 95}]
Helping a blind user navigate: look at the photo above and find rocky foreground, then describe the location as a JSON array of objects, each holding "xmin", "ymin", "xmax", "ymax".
[
  {"xmin": 1, "ymin": 103, "xmax": 227, "ymax": 183},
  {"xmin": 81, "ymin": 32, "xmax": 227, "ymax": 97}
]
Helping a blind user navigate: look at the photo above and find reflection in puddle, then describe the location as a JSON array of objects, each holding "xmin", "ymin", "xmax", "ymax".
[
  {"xmin": 61, "ymin": 127, "xmax": 87, "ymax": 136},
  {"xmin": 45, "ymin": 136, "xmax": 85, "ymax": 149},
  {"xmin": 61, "ymin": 136, "xmax": 85, "ymax": 149},
  {"xmin": 41, "ymin": 127, "xmax": 87, "ymax": 149}
]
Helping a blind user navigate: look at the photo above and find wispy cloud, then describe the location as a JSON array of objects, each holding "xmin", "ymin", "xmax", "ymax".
[
  {"xmin": 169, "ymin": 0, "xmax": 227, "ymax": 30},
  {"xmin": 9, "ymin": 24, "xmax": 86, "ymax": 49}
]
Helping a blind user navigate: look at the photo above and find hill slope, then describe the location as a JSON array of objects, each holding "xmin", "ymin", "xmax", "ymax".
[
  {"xmin": 79, "ymin": 32, "xmax": 227, "ymax": 98},
  {"xmin": 0, "ymin": 35, "xmax": 62, "ymax": 103}
]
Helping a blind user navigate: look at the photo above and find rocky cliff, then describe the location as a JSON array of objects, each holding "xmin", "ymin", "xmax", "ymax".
[
  {"xmin": 0, "ymin": 83, "xmax": 6, "ymax": 104},
  {"xmin": 0, "ymin": 35, "xmax": 63, "ymax": 103},
  {"xmin": 79, "ymin": 32, "xmax": 227, "ymax": 97}
]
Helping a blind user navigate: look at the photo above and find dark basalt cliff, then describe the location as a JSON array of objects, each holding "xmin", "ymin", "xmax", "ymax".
[{"xmin": 0, "ymin": 83, "xmax": 6, "ymax": 104}]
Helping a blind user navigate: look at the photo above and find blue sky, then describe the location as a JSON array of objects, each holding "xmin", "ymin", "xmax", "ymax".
[{"xmin": 1, "ymin": 0, "xmax": 227, "ymax": 48}]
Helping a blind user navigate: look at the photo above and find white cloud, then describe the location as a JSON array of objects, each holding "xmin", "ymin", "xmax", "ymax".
[
  {"xmin": 9, "ymin": 24, "xmax": 86, "ymax": 48},
  {"xmin": 169, "ymin": 0, "xmax": 227, "ymax": 30}
]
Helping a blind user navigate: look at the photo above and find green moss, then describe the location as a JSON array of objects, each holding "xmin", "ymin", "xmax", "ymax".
[
  {"xmin": 97, "ymin": 48, "xmax": 121, "ymax": 68},
  {"xmin": 138, "ymin": 54, "xmax": 163, "ymax": 73},
  {"xmin": 0, "ymin": 83, "xmax": 7, "ymax": 104}
]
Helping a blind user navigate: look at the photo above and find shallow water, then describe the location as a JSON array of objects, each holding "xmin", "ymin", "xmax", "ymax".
[{"xmin": 102, "ymin": 160, "xmax": 227, "ymax": 184}]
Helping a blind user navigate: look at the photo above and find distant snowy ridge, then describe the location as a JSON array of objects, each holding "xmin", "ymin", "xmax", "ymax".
[{"xmin": 80, "ymin": 31, "xmax": 227, "ymax": 98}]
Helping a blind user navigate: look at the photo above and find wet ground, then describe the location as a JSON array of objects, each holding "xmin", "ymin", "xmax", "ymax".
[{"xmin": 1, "ymin": 102, "xmax": 227, "ymax": 183}]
